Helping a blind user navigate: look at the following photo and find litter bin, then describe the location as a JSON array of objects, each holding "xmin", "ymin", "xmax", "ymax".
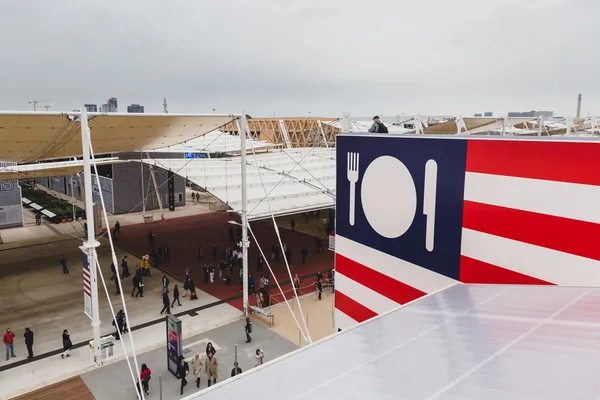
[{"xmin": 89, "ymin": 335, "xmax": 115, "ymax": 363}]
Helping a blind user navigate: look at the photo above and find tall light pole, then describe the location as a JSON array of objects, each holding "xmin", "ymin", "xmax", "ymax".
[
  {"xmin": 240, "ymin": 113, "xmax": 249, "ymax": 316},
  {"xmin": 79, "ymin": 107, "xmax": 102, "ymax": 366}
]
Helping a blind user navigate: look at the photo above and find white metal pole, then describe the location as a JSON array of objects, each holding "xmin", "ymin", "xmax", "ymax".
[
  {"xmin": 70, "ymin": 171, "xmax": 75, "ymax": 221},
  {"xmin": 140, "ymin": 151, "xmax": 146, "ymax": 214},
  {"xmin": 80, "ymin": 108, "xmax": 102, "ymax": 366},
  {"xmin": 538, "ymin": 117, "xmax": 543, "ymax": 136},
  {"xmin": 241, "ymin": 113, "xmax": 249, "ymax": 317}
]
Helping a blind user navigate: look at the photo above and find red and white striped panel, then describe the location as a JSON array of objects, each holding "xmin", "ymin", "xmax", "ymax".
[
  {"xmin": 460, "ymin": 140, "xmax": 600, "ymax": 286},
  {"xmin": 334, "ymin": 235, "xmax": 457, "ymax": 330}
]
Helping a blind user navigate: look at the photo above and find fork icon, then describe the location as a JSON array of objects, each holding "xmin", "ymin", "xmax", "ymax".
[{"xmin": 347, "ymin": 152, "xmax": 359, "ymax": 226}]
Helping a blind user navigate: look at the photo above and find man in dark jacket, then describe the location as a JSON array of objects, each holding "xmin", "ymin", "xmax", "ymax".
[
  {"xmin": 231, "ymin": 362, "xmax": 242, "ymax": 377},
  {"xmin": 368, "ymin": 116, "xmax": 389, "ymax": 133},
  {"xmin": 171, "ymin": 285, "xmax": 181, "ymax": 307},
  {"xmin": 160, "ymin": 292, "xmax": 171, "ymax": 315},
  {"xmin": 177, "ymin": 355, "xmax": 190, "ymax": 395},
  {"xmin": 23, "ymin": 328, "xmax": 34, "ymax": 359}
]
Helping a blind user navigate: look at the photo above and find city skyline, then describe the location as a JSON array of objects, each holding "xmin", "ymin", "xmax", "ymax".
[{"xmin": 1, "ymin": 1, "xmax": 598, "ymax": 117}]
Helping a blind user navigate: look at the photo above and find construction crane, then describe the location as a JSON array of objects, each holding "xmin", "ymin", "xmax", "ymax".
[
  {"xmin": 163, "ymin": 98, "xmax": 168, "ymax": 114},
  {"xmin": 29, "ymin": 99, "xmax": 52, "ymax": 111}
]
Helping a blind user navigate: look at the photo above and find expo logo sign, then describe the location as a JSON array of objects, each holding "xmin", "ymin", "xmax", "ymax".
[{"xmin": 0, "ymin": 181, "xmax": 15, "ymax": 192}]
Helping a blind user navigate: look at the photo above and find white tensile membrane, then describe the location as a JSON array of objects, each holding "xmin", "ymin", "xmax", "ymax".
[
  {"xmin": 86, "ymin": 126, "xmax": 146, "ymax": 400},
  {"xmin": 245, "ymin": 126, "xmax": 313, "ymax": 344}
]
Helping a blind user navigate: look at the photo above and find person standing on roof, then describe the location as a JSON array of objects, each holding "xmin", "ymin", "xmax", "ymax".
[{"xmin": 368, "ymin": 116, "xmax": 389, "ymax": 133}]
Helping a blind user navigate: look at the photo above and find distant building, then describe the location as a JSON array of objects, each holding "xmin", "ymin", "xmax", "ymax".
[
  {"xmin": 85, "ymin": 104, "xmax": 98, "ymax": 112},
  {"xmin": 101, "ymin": 97, "xmax": 118, "ymax": 113},
  {"xmin": 127, "ymin": 104, "xmax": 144, "ymax": 113},
  {"xmin": 484, "ymin": 112, "xmax": 493, "ymax": 117},
  {"xmin": 508, "ymin": 110, "xmax": 553, "ymax": 118}
]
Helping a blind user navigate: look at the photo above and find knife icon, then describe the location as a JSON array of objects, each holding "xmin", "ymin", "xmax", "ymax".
[{"xmin": 423, "ymin": 159, "xmax": 437, "ymax": 252}]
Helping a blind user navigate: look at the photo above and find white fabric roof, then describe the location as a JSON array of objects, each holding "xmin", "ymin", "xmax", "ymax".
[
  {"xmin": 0, "ymin": 112, "xmax": 234, "ymax": 162},
  {"xmin": 188, "ymin": 284, "xmax": 600, "ymax": 400},
  {"xmin": 142, "ymin": 148, "xmax": 335, "ymax": 220},
  {"xmin": 149, "ymin": 130, "xmax": 277, "ymax": 154},
  {"xmin": 0, "ymin": 157, "xmax": 126, "ymax": 180}
]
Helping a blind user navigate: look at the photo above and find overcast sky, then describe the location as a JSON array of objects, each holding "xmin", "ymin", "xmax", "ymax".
[{"xmin": 1, "ymin": 0, "xmax": 598, "ymax": 118}]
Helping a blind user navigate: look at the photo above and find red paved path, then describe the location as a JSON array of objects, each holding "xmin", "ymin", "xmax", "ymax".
[{"xmin": 116, "ymin": 212, "xmax": 333, "ymax": 309}]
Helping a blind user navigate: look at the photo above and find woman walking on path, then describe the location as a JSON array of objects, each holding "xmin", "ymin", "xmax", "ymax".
[
  {"xmin": 61, "ymin": 329, "xmax": 72, "ymax": 359},
  {"xmin": 140, "ymin": 364, "xmax": 152, "ymax": 395},
  {"xmin": 245, "ymin": 317, "xmax": 252, "ymax": 343},
  {"xmin": 191, "ymin": 352, "xmax": 203, "ymax": 388}
]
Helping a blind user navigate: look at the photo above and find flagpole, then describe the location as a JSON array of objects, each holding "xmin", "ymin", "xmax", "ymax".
[{"xmin": 80, "ymin": 107, "xmax": 102, "ymax": 366}]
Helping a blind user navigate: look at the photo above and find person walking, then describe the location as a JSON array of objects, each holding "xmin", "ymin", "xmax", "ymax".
[
  {"xmin": 205, "ymin": 351, "xmax": 218, "ymax": 387},
  {"xmin": 301, "ymin": 248, "xmax": 308, "ymax": 264},
  {"xmin": 113, "ymin": 311, "xmax": 124, "ymax": 340},
  {"xmin": 60, "ymin": 255, "xmax": 69, "ymax": 275},
  {"xmin": 160, "ymin": 292, "xmax": 171, "ymax": 315},
  {"xmin": 171, "ymin": 285, "xmax": 181, "ymax": 307},
  {"xmin": 4, "ymin": 328, "xmax": 16, "ymax": 360},
  {"xmin": 191, "ymin": 352, "xmax": 203, "ymax": 388},
  {"xmin": 176, "ymin": 355, "xmax": 190, "ymax": 395},
  {"xmin": 115, "ymin": 275, "xmax": 121, "ymax": 295},
  {"xmin": 61, "ymin": 329, "xmax": 72, "ymax": 359},
  {"xmin": 245, "ymin": 317, "xmax": 252, "ymax": 343},
  {"xmin": 316, "ymin": 278, "xmax": 323, "ymax": 300},
  {"xmin": 23, "ymin": 328, "xmax": 34, "ymax": 359},
  {"xmin": 255, "ymin": 348, "xmax": 264, "ymax": 367},
  {"xmin": 121, "ymin": 256, "xmax": 130, "ymax": 278},
  {"xmin": 140, "ymin": 364, "xmax": 152, "ymax": 396},
  {"xmin": 162, "ymin": 275, "xmax": 169, "ymax": 292},
  {"xmin": 110, "ymin": 262, "xmax": 117, "ymax": 281},
  {"xmin": 293, "ymin": 273, "xmax": 301, "ymax": 295},
  {"xmin": 205, "ymin": 342, "xmax": 216, "ymax": 358},
  {"xmin": 256, "ymin": 254, "xmax": 263, "ymax": 273},
  {"xmin": 135, "ymin": 277, "xmax": 144, "ymax": 298},
  {"xmin": 131, "ymin": 274, "xmax": 139, "ymax": 297}
]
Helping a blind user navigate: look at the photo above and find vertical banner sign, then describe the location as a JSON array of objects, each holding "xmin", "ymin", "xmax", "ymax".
[
  {"xmin": 82, "ymin": 253, "xmax": 93, "ymax": 319},
  {"xmin": 167, "ymin": 170, "xmax": 175, "ymax": 211},
  {"xmin": 166, "ymin": 315, "xmax": 183, "ymax": 376}
]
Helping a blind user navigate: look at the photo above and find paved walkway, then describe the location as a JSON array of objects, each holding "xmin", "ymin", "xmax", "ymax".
[
  {"xmin": 263, "ymin": 290, "xmax": 335, "ymax": 347},
  {"xmin": 0, "ymin": 234, "xmax": 240, "ymax": 400},
  {"xmin": 80, "ymin": 320, "xmax": 298, "ymax": 399}
]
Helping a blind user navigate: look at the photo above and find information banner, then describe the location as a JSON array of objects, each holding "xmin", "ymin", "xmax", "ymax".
[{"xmin": 166, "ymin": 314, "xmax": 183, "ymax": 376}]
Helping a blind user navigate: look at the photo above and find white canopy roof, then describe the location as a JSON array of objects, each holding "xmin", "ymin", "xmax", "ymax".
[
  {"xmin": 0, "ymin": 112, "xmax": 234, "ymax": 162},
  {"xmin": 188, "ymin": 284, "xmax": 600, "ymax": 400},
  {"xmin": 149, "ymin": 130, "xmax": 277, "ymax": 154},
  {"xmin": 142, "ymin": 148, "xmax": 335, "ymax": 220},
  {"xmin": 0, "ymin": 157, "xmax": 126, "ymax": 180}
]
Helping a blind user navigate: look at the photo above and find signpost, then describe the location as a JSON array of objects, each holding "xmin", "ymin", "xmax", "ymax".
[{"xmin": 166, "ymin": 314, "xmax": 182, "ymax": 376}]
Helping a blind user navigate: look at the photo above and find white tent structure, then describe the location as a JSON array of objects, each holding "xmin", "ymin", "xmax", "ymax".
[
  {"xmin": 185, "ymin": 284, "xmax": 600, "ymax": 400},
  {"xmin": 149, "ymin": 130, "xmax": 277, "ymax": 154},
  {"xmin": 141, "ymin": 147, "xmax": 335, "ymax": 220},
  {"xmin": 0, "ymin": 110, "xmax": 239, "ymax": 400}
]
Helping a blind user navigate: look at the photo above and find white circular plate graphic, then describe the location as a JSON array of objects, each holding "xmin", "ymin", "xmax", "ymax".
[{"xmin": 360, "ymin": 156, "xmax": 417, "ymax": 239}]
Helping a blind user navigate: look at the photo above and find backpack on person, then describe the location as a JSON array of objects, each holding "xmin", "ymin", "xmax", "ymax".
[{"xmin": 377, "ymin": 122, "xmax": 389, "ymax": 133}]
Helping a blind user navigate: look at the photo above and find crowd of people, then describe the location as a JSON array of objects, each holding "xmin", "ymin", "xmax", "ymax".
[{"xmin": 3, "ymin": 212, "xmax": 333, "ymax": 399}]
